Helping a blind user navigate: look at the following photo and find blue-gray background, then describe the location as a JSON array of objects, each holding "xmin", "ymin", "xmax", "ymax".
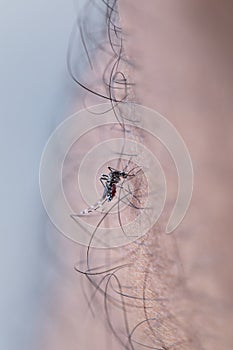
[{"xmin": 0, "ymin": 1, "xmax": 86, "ymax": 349}]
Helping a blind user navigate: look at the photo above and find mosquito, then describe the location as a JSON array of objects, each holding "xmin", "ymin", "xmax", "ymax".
[{"xmin": 71, "ymin": 166, "xmax": 135, "ymax": 217}]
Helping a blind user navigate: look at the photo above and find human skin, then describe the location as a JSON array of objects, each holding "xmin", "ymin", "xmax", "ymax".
[
  {"xmin": 40, "ymin": 1, "xmax": 233, "ymax": 349},
  {"xmin": 118, "ymin": 0, "xmax": 233, "ymax": 349}
]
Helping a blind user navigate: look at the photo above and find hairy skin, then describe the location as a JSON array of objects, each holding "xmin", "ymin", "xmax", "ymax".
[
  {"xmin": 40, "ymin": 1, "xmax": 233, "ymax": 349},
  {"xmin": 118, "ymin": 0, "xmax": 233, "ymax": 349}
]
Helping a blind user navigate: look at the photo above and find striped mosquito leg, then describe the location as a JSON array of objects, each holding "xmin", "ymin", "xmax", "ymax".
[{"xmin": 77, "ymin": 197, "xmax": 108, "ymax": 216}]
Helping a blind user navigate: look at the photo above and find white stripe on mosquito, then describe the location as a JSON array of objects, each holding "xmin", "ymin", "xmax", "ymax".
[{"xmin": 71, "ymin": 165, "xmax": 137, "ymax": 218}]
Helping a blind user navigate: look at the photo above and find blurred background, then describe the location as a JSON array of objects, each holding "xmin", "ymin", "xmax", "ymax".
[{"xmin": 0, "ymin": 1, "xmax": 86, "ymax": 349}]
